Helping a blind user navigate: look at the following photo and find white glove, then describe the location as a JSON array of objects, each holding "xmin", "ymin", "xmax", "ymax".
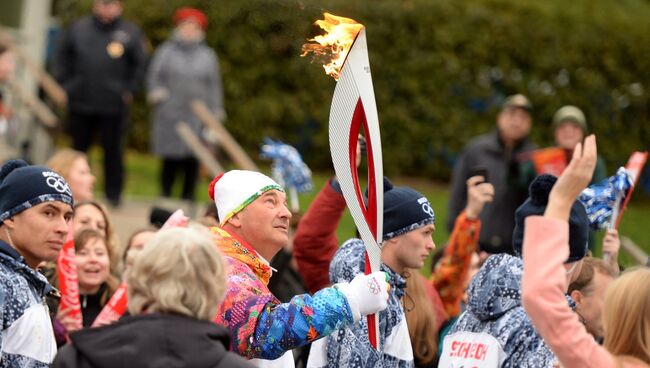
[{"xmin": 335, "ymin": 271, "xmax": 390, "ymax": 322}]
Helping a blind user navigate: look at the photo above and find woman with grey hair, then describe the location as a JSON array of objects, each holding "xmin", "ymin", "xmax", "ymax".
[
  {"xmin": 146, "ymin": 7, "xmax": 225, "ymax": 201},
  {"xmin": 53, "ymin": 227, "xmax": 253, "ymax": 368}
]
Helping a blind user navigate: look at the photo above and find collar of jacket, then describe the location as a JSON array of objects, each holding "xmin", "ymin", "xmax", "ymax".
[
  {"xmin": 566, "ymin": 293, "xmax": 577, "ymax": 311},
  {"xmin": 171, "ymin": 32, "xmax": 204, "ymax": 50},
  {"xmin": 383, "ymin": 264, "xmax": 407, "ymax": 299},
  {"xmin": 211, "ymin": 227, "xmax": 272, "ymax": 285},
  {"xmin": 92, "ymin": 15, "xmax": 122, "ymax": 30},
  {"xmin": 0, "ymin": 239, "xmax": 54, "ymax": 297},
  {"xmin": 0, "ymin": 238, "xmax": 21, "ymax": 260},
  {"xmin": 488, "ymin": 129, "xmax": 531, "ymax": 155}
]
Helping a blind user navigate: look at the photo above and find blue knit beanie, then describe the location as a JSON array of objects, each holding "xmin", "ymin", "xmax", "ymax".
[
  {"xmin": 0, "ymin": 160, "xmax": 74, "ymax": 222},
  {"xmin": 512, "ymin": 174, "xmax": 589, "ymax": 262},
  {"xmin": 381, "ymin": 178, "xmax": 435, "ymax": 240}
]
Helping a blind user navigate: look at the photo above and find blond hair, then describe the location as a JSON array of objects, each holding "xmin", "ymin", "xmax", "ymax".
[
  {"xmin": 127, "ymin": 227, "xmax": 227, "ymax": 320},
  {"xmin": 46, "ymin": 148, "xmax": 87, "ymax": 182},
  {"xmin": 603, "ymin": 267, "xmax": 650, "ymax": 364},
  {"xmin": 404, "ymin": 270, "xmax": 439, "ymax": 365}
]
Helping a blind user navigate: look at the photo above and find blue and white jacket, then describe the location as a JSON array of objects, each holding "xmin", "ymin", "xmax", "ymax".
[
  {"xmin": 307, "ymin": 238, "xmax": 414, "ymax": 368},
  {"xmin": 0, "ymin": 240, "xmax": 57, "ymax": 367},
  {"xmin": 440, "ymin": 253, "xmax": 565, "ymax": 368}
]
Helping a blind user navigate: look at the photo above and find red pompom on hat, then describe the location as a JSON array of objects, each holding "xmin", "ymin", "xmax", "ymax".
[
  {"xmin": 174, "ymin": 7, "xmax": 208, "ymax": 30},
  {"xmin": 208, "ymin": 172, "xmax": 225, "ymax": 201}
]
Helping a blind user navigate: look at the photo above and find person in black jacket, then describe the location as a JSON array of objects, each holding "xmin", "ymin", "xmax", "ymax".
[
  {"xmin": 53, "ymin": 226, "xmax": 253, "ymax": 368},
  {"xmin": 447, "ymin": 94, "xmax": 536, "ymax": 254},
  {"xmin": 53, "ymin": 0, "xmax": 148, "ymax": 207}
]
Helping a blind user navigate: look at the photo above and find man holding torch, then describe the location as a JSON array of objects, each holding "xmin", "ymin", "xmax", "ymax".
[{"xmin": 209, "ymin": 170, "xmax": 390, "ymax": 367}]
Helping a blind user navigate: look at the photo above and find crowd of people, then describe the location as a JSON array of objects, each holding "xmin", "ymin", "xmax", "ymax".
[{"xmin": 0, "ymin": 1, "xmax": 648, "ymax": 368}]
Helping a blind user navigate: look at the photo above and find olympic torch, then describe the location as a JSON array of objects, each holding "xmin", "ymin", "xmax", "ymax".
[{"xmin": 302, "ymin": 13, "xmax": 383, "ymax": 349}]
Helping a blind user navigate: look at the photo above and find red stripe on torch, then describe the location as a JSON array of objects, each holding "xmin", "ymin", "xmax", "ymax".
[{"xmin": 349, "ymin": 97, "xmax": 380, "ymax": 349}]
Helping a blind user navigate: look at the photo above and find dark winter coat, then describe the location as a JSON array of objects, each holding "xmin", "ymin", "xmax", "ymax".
[
  {"xmin": 53, "ymin": 16, "xmax": 147, "ymax": 115},
  {"xmin": 447, "ymin": 130, "xmax": 536, "ymax": 253},
  {"xmin": 53, "ymin": 313, "xmax": 254, "ymax": 368}
]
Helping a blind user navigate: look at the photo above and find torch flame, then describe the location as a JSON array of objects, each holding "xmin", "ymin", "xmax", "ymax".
[{"xmin": 301, "ymin": 13, "xmax": 364, "ymax": 80}]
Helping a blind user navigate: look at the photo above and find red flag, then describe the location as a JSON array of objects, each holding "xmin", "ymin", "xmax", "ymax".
[
  {"xmin": 91, "ymin": 282, "xmax": 128, "ymax": 327},
  {"xmin": 614, "ymin": 151, "xmax": 648, "ymax": 228}
]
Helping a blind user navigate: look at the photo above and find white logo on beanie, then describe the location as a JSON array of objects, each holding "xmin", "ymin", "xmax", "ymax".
[
  {"xmin": 418, "ymin": 197, "xmax": 434, "ymax": 217},
  {"xmin": 43, "ymin": 171, "xmax": 72, "ymax": 196}
]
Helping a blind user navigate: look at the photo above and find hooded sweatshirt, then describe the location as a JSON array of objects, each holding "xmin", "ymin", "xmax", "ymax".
[
  {"xmin": 53, "ymin": 313, "xmax": 253, "ymax": 368},
  {"xmin": 439, "ymin": 253, "xmax": 558, "ymax": 367}
]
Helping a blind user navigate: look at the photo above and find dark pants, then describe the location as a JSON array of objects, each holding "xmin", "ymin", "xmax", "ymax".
[
  {"xmin": 69, "ymin": 111, "xmax": 126, "ymax": 204},
  {"xmin": 161, "ymin": 157, "xmax": 199, "ymax": 201}
]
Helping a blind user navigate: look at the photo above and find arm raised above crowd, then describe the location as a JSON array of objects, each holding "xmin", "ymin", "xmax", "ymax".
[
  {"xmin": 293, "ymin": 178, "xmax": 347, "ymax": 293},
  {"xmin": 522, "ymin": 135, "xmax": 619, "ymax": 368},
  {"xmin": 432, "ymin": 176, "xmax": 492, "ymax": 317}
]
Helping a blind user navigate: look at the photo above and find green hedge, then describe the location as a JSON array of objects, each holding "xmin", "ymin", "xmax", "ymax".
[{"xmin": 53, "ymin": 0, "xmax": 650, "ymax": 179}]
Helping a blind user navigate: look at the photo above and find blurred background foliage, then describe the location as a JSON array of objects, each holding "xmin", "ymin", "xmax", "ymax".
[{"xmin": 52, "ymin": 0, "xmax": 650, "ymax": 183}]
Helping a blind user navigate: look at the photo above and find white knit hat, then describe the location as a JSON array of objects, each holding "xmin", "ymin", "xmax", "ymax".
[{"xmin": 208, "ymin": 170, "xmax": 284, "ymax": 226}]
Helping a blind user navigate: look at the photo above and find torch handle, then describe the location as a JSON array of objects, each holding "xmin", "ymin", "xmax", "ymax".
[{"xmin": 364, "ymin": 252, "xmax": 380, "ymax": 349}]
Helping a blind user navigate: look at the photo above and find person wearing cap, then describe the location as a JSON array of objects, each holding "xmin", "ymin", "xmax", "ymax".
[
  {"xmin": 439, "ymin": 174, "xmax": 590, "ymax": 367},
  {"xmin": 521, "ymin": 105, "xmax": 607, "ymax": 186},
  {"xmin": 146, "ymin": 7, "xmax": 225, "ymax": 201},
  {"xmin": 52, "ymin": 0, "xmax": 148, "ymax": 207},
  {"xmin": 521, "ymin": 105, "xmax": 608, "ymax": 252},
  {"xmin": 208, "ymin": 170, "xmax": 390, "ymax": 367},
  {"xmin": 306, "ymin": 178, "xmax": 438, "ymax": 367},
  {"xmin": 447, "ymin": 94, "xmax": 537, "ymax": 254},
  {"xmin": 553, "ymin": 105, "xmax": 607, "ymax": 183},
  {"xmin": 0, "ymin": 159, "xmax": 74, "ymax": 367}
]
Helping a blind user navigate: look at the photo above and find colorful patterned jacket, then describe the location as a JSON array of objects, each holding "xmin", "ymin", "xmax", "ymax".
[{"xmin": 212, "ymin": 227, "xmax": 355, "ymax": 360}]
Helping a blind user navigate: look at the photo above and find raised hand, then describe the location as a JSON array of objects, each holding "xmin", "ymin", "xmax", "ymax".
[
  {"xmin": 465, "ymin": 175, "xmax": 495, "ymax": 219},
  {"xmin": 546, "ymin": 135, "xmax": 597, "ymax": 221}
]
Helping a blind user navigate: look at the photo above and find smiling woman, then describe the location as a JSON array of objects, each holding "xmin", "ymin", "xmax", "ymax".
[
  {"xmin": 53, "ymin": 200, "xmax": 121, "ymax": 338},
  {"xmin": 72, "ymin": 228, "xmax": 119, "ymax": 327},
  {"xmin": 71, "ymin": 201, "xmax": 117, "ymax": 263}
]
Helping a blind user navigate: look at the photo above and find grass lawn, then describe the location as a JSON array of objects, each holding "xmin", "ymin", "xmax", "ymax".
[{"xmin": 90, "ymin": 149, "xmax": 650, "ymax": 270}]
